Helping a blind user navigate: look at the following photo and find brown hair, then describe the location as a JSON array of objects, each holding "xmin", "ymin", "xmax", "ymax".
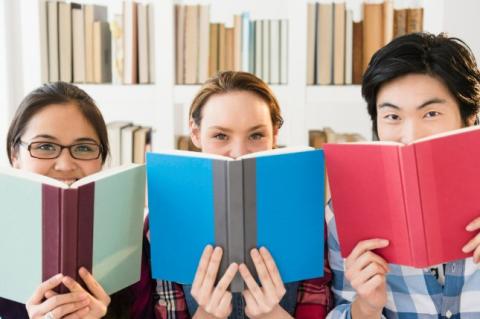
[
  {"xmin": 6, "ymin": 82, "xmax": 109, "ymax": 164},
  {"xmin": 189, "ymin": 71, "xmax": 284, "ymax": 129}
]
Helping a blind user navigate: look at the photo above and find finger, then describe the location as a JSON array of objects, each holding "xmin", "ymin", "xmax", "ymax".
[
  {"xmin": 349, "ymin": 250, "xmax": 389, "ymax": 275},
  {"xmin": 63, "ymin": 306, "xmax": 90, "ymax": 319},
  {"xmin": 62, "ymin": 276, "xmax": 85, "ymax": 293},
  {"xmin": 463, "ymin": 234, "xmax": 480, "ymax": 253},
  {"xmin": 347, "ymin": 239, "xmax": 389, "ymax": 263},
  {"xmin": 201, "ymin": 246, "xmax": 224, "ymax": 295},
  {"xmin": 27, "ymin": 273, "xmax": 63, "ymax": 305},
  {"xmin": 356, "ymin": 274, "xmax": 386, "ymax": 297},
  {"xmin": 466, "ymin": 216, "xmax": 480, "ymax": 231},
  {"xmin": 250, "ymin": 249, "xmax": 276, "ymax": 296},
  {"xmin": 208, "ymin": 263, "xmax": 238, "ymax": 309},
  {"xmin": 239, "ymin": 263, "xmax": 267, "ymax": 308},
  {"xmin": 44, "ymin": 290, "xmax": 58, "ymax": 299},
  {"xmin": 78, "ymin": 267, "xmax": 110, "ymax": 305},
  {"xmin": 473, "ymin": 245, "xmax": 480, "ymax": 263},
  {"xmin": 215, "ymin": 292, "xmax": 233, "ymax": 318},
  {"xmin": 191, "ymin": 245, "xmax": 214, "ymax": 294},
  {"xmin": 258, "ymin": 247, "xmax": 285, "ymax": 292},
  {"xmin": 35, "ymin": 292, "xmax": 89, "ymax": 316},
  {"xmin": 243, "ymin": 289, "xmax": 259, "ymax": 318},
  {"xmin": 349, "ymin": 262, "xmax": 387, "ymax": 290},
  {"xmin": 49, "ymin": 297, "xmax": 91, "ymax": 318}
]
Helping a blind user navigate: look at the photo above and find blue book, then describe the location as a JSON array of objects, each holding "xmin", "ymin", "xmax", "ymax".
[{"xmin": 147, "ymin": 147, "xmax": 325, "ymax": 292}]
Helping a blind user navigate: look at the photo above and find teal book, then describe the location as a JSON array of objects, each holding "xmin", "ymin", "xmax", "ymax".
[
  {"xmin": 0, "ymin": 164, "xmax": 146, "ymax": 303},
  {"xmin": 147, "ymin": 147, "xmax": 325, "ymax": 292}
]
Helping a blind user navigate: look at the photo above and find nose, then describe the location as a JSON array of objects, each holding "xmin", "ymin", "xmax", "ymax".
[
  {"xmin": 53, "ymin": 148, "xmax": 77, "ymax": 171},
  {"xmin": 400, "ymin": 120, "xmax": 422, "ymax": 144},
  {"xmin": 227, "ymin": 141, "xmax": 248, "ymax": 159}
]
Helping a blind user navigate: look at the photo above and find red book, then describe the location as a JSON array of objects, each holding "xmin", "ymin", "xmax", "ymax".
[{"xmin": 324, "ymin": 126, "xmax": 480, "ymax": 268}]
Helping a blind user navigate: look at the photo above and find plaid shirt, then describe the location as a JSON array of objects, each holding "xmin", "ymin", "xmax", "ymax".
[
  {"xmin": 153, "ymin": 223, "xmax": 333, "ymax": 319},
  {"xmin": 325, "ymin": 201, "xmax": 480, "ymax": 319}
]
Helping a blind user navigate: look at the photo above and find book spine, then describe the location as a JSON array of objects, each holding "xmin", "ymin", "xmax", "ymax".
[
  {"xmin": 399, "ymin": 145, "xmax": 429, "ymax": 267},
  {"xmin": 42, "ymin": 185, "xmax": 62, "ymax": 284},
  {"xmin": 225, "ymin": 161, "xmax": 245, "ymax": 293},
  {"xmin": 242, "ymin": 158, "xmax": 258, "ymax": 282},
  {"xmin": 77, "ymin": 183, "xmax": 95, "ymax": 280},
  {"xmin": 213, "ymin": 160, "xmax": 229, "ymax": 285},
  {"xmin": 60, "ymin": 189, "xmax": 80, "ymax": 292}
]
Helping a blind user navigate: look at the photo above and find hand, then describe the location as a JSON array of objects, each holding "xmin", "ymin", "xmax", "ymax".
[
  {"xmin": 239, "ymin": 247, "xmax": 291, "ymax": 319},
  {"xmin": 345, "ymin": 239, "xmax": 389, "ymax": 319},
  {"xmin": 26, "ymin": 273, "xmax": 91, "ymax": 319},
  {"xmin": 191, "ymin": 245, "xmax": 238, "ymax": 319},
  {"xmin": 463, "ymin": 216, "xmax": 480, "ymax": 263},
  {"xmin": 43, "ymin": 268, "xmax": 110, "ymax": 319}
]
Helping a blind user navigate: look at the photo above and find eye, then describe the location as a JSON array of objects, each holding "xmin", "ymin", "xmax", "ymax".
[
  {"xmin": 424, "ymin": 111, "xmax": 441, "ymax": 118},
  {"xmin": 250, "ymin": 132, "xmax": 265, "ymax": 140},
  {"xmin": 213, "ymin": 133, "xmax": 228, "ymax": 141},
  {"xmin": 32, "ymin": 143, "xmax": 58, "ymax": 152},
  {"xmin": 383, "ymin": 114, "xmax": 400, "ymax": 121},
  {"xmin": 72, "ymin": 144, "xmax": 97, "ymax": 153}
]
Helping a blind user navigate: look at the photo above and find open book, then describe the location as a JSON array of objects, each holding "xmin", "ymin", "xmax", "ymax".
[
  {"xmin": 324, "ymin": 126, "xmax": 480, "ymax": 268},
  {"xmin": 0, "ymin": 164, "xmax": 146, "ymax": 303},
  {"xmin": 147, "ymin": 147, "xmax": 325, "ymax": 292}
]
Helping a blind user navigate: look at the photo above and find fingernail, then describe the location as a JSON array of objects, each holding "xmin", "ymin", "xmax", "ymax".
[
  {"xmin": 462, "ymin": 246, "xmax": 468, "ymax": 253},
  {"xmin": 466, "ymin": 224, "xmax": 473, "ymax": 231},
  {"xmin": 381, "ymin": 240, "xmax": 389, "ymax": 245}
]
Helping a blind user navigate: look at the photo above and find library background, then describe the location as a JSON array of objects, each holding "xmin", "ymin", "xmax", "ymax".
[{"xmin": 0, "ymin": 0, "xmax": 478, "ymax": 166}]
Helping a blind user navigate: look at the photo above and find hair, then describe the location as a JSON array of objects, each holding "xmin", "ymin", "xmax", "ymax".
[
  {"xmin": 189, "ymin": 71, "xmax": 284, "ymax": 129},
  {"xmin": 362, "ymin": 32, "xmax": 480, "ymax": 138},
  {"xmin": 6, "ymin": 81, "xmax": 109, "ymax": 164}
]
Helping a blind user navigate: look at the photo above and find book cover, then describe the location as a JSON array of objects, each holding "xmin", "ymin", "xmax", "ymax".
[
  {"xmin": 352, "ymin": 20, "xmax": 363, "ymax": 84},
  {"xmin": 316, "ymin": 3, "xmax": 333, "ymax": 85},
  {"xmin": 198, "ymin": 5, "xmax": 210, "ymax": 83},
  {"xmin": 333, "ymin": 2, "xmax": 346, "ymax": 85},
  {"xmin": 175, "ymin": 4, "xmax": 185, "ymax": 84},
  {"xmin": 93, "ymin": 21, "xmax": 112, "ymax": 84},
  {"xmin": 254, "ymin": 20, "xmax": 263, "ymax": 79},
  {"xmin": 123, "ymin": 1, "xmax": 138, "ymax": 84},
  {"xmin": 137, "ymin": 4, "xmax": 150, "ymax": 84},
  {"xmin": 269, "ymin": 20, "xmax": 280, "ymax": 85},
  {"xmin": 280, "ymin": 19, "xmax": 288, "ymax": 84},
  {"xmin": 406, "ymin": 8, "xmax": 423, "ymax": 33},
  {"xmin": 84, "ymin": 4, "xmax": 107, "ymax": 83},
  {"xmin": 344, "ymin": 9, "xmax": 353, "ymax": 85},
  {"xmin": 393, "ymin": 8, "xmax": 407, "ymax": 38},
  {"xmin": 184, "ymin": 4, "xmax": 199, "ymax": 84},
  {"xmin": 72, "ymin": 3, "xmax": 85, "ymax": 83},
  {"xmin": 147, "ymin": 147, "xmax": 325, "ymax": 292},
  {"xmin": 59, "ymin": 2, "xmax": 72, "ymax": 83},
  {"xmin": 0, "ymin": 164, "xmax": 146, "ymax": 303},
  {"xmin": 233, "ymin": 14, "xmax": 242, "ymax": 72},
  {"xmin": 47, "ymin": 0, "xmax": 59, "ymax": 82},
  {"xmin": 208, "ymin": 23, "xmax": 219, "ymax": 78},
  {"xmin": 306, "ymin": 2, "xmax": 316, "ymax": 85},
  {"xmin": 324, "ymin": 126, "xmax": 480, "ymax": 268},
  {"xmin": 39, "ymin": 0, "xmax": 49, "ymax": 83},
  {"xmin": 363, "ymin": 3, "xmax": 383, "ymax": 72}
]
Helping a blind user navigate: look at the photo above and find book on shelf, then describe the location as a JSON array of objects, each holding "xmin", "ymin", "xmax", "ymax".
[
  {"xmin": 147, "ymin": 147, "xmax": 325, "ymax": 292},
  {"xmin": 307, "ymin": 0, "xmax": 423, "ymax": 86},
  {"xmin": 0, "ymin": 164, "xmax": 146, "ymax": 303},
  {"xmin": 324, "ymin": 126, "xmax": 480, "ymax": 268},
  {"xmin": 39, "ymin": 1, "xmax": 154, "ymax": 84},
  {"xmin": 93, "ymin": 21, "xmax": 112, "ymax": 84},
  {"xmin": 107, "ymin": 122, "xmax": 151, "ymax": 167},
  {"xmin": 84, "ymin": 4, "xmax": 108, "ymax": 83},
  {"xmin": 72, "ymin": 3, "xmax": 86, "ymax": 83},
  {"xmin": 174, "ymin": 5, "xmax": 288, "ymax": 84}
]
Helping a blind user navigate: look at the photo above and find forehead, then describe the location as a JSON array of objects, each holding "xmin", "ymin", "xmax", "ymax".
[
  {"xmin": 377, "ymin": 74, "xmax": 456, "ymax": 109},
  {"xmin": 22, "ymin": 103, "xmax": 99, "ymax": 141},
  {"xmin": 201, "ymin": 91, "xmax": 272, "ymax": 125}
]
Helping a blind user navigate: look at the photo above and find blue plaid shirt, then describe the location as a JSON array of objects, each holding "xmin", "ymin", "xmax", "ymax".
[{"xmin": 325, "ymin": 201, "xmax": 480, "ymax": 319}]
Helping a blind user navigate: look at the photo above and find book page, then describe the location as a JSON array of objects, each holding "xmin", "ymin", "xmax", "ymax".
[
  {"xmin": 238, "ymin": 146, "xmax": 314, "ymax": 160},
  {"xmin": 0, "ymin": 166, "xmax": 68, "ymax": 188}
]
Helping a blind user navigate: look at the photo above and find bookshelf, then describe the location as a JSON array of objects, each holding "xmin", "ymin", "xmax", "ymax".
[{"xmin": 1, "ymin": 0, "xmax": 477, "ymax": 166}]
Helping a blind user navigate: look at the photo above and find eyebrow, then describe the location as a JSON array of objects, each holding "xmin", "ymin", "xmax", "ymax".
[
  {"xmin": 31, "ymin": 135, "xmax": 98, "ymax": 143},
  {"xmin": 378, "ymin": 98, "xmax": 447, "ymax": 110},
  {"xmin": 208, "ymin": 125, "xmax": 268, "ymax": 132}
]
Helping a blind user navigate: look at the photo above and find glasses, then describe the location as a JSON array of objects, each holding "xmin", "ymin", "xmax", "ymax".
[{"xmin": 19, "ymin": 141, "xmax": 102, "ymax": 160}]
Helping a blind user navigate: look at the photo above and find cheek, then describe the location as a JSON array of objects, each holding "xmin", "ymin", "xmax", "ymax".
[{"xmin": 79, "ymin": 159, "xmax": 103, "ymax": 176}]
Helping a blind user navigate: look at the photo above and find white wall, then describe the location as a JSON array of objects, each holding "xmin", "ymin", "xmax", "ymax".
[{"xmin": 442, "ymin": 0, "xmax": 480, "ymax": 61}]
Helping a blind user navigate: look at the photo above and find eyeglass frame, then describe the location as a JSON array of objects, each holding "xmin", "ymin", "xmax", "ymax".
[{"xmin": 18, "ymin": 140, "xmax": 103, "ymax": 160}]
